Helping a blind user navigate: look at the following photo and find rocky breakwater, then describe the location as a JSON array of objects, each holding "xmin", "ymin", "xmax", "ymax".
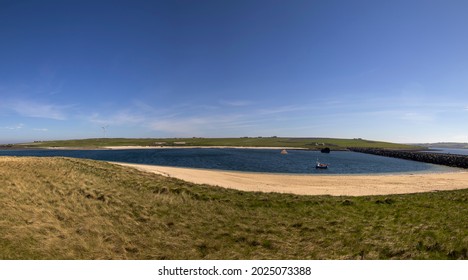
[{"xmin": 349, "ymin": 148, "xmax": 468, "ymax": 169}]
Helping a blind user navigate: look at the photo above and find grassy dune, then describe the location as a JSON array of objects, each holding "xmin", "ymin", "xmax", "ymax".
[
  {"xmin": 21, "ymin": 137, "xmax": 422, "ymax": 150},
  {"xmin": 1, "ymin": 156, "xmax": 467, "ymax": 259}
]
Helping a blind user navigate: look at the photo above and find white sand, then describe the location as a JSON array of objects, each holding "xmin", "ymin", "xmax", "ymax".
[{"xmin": 112, "ymin": 162, "xmax": 468, "ymax": 196}]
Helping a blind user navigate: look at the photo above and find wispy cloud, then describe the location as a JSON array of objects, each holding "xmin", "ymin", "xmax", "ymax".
[
  {"xmin": 88, "ymin": 111, "xmax": 146, "ymax": 126},
  {"xmin": 148, "ymin": 118, "xmax": 206, "ymax": 135},
  {"xmin": 147, "ymin": 114, "xmax": 250, "ymax": 136},
  {"xmin": 1, "ymin": 123, "xmax": 24, "ymax": 130},
  {"xmin": 400, "ymin": 112, "xmax": 434, "ymax": 122},
  {"xmin": 219, "ymin": 100, "xmax": 253, "ymax": 107},
  {"xmin": 257, "ymin": 105, "xmax": 306, "ymax": 115},
  {"xmin": 141, "ymin": 102, "xmax": 317, "ymax": 136},
  {"xmin": 9, "ymin": 100, "xmax": 69, "ymax": 120}
]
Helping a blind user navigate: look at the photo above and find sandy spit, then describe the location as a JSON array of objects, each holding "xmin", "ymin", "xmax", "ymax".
[{"xmin": 112, "ymin": 162, "xmax": 468, "ymax": 196}]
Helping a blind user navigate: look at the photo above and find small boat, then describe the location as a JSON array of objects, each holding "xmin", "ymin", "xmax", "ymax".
[
  {"xmin": 281, "ymin": 149, "xmax": 288, "ymax": 155},
  {"xmin": 315, "ymin": 161, "xmax": 328, "ymax": 169}
]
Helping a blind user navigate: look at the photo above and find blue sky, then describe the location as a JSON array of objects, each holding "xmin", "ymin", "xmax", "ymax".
[{"xmin": 1, "ymin": 0, "xmax": 467, "ymax": 144}]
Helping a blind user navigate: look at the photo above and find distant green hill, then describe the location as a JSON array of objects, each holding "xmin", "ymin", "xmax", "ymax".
[{"xmin": 20, "ymin": 137, "xmax": 422, "ymax": 150}]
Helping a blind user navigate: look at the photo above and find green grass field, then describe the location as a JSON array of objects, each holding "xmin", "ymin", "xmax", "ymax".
[
  {"xmin": 1, "ymin": 156, "xmax": 467, "ymax": 259},
  {"xmin": 20, "ymin": 137, "xmax": 422, "ymax": 150}
]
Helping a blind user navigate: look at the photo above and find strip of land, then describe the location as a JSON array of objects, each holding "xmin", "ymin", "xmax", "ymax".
[
  {"xmin": 42, "ymin": 145, "xmax": 306, "ymax": 150},
  {"xmin": 113, "ymin": 162, "xmax": 468, "ymax": 196},
  {"xmin": 18, "ymin": 137, "xmax": 423, "ymax": 150},
  {"xmin": 102, "ymin": 145, "xmax": 305, "ymax": 150}
]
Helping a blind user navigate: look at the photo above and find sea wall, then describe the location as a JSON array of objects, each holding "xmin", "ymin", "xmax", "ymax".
[{"xmin": 349, "ymin": 148, "xmax": 468, "ymax": 169}]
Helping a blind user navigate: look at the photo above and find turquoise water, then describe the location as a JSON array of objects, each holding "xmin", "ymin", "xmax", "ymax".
[{"xmin": 0, "ymin": 148, "xmax": 458, "ymax": 174}]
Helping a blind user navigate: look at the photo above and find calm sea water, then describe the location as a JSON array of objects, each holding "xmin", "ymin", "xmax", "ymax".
[
  {"xmin": 427, "ymin": 148, "xmax": 468, "ymax": 156},
  {"xmin": 0, "ymin": 148, "xmax": 458, "ymax": 174}
]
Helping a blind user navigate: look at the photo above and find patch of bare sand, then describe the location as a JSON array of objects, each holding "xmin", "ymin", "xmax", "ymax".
[{"xmin": 112, "ymin": 162, "xmax": 468, "ymax": 196}]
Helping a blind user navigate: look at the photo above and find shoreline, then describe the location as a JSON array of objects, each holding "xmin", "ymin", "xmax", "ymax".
[
  {"xmin": 105, "ymin": 145, "xmax": 308, "ymax": 150},
  {"xmin": 112, "ymin": 162, "xmax": 468, "ymax": 196},
  {"xmin": 39, "ymin": 145, "xmax": 310, "ymax": 150}
]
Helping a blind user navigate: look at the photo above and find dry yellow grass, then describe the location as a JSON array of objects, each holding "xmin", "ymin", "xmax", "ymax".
[{"xmin": 0, "ymin": 156, "xmax": 194, "ymax": 259}]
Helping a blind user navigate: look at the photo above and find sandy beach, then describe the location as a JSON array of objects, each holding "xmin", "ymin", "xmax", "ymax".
[{"xmin": 113, "ymin": 162, "xmax": 468, "ymax": 196}]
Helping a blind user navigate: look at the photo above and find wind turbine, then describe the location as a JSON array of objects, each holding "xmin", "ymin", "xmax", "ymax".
[{"xmin": 101, "ymin": 125, "xmax": 109, "ymax": 138}]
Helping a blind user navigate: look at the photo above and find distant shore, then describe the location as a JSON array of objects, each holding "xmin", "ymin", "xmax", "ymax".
[
  {"xmin": 12, "ymin": 137, "xmax": 423, "ymax": 150},
  {"xmin": 113, "ymin": 162, "xmax": 468, "ymax": 196},
  {"xmin": 43, "ymin": 145, "xmax": 308, "ymax": 150}
]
